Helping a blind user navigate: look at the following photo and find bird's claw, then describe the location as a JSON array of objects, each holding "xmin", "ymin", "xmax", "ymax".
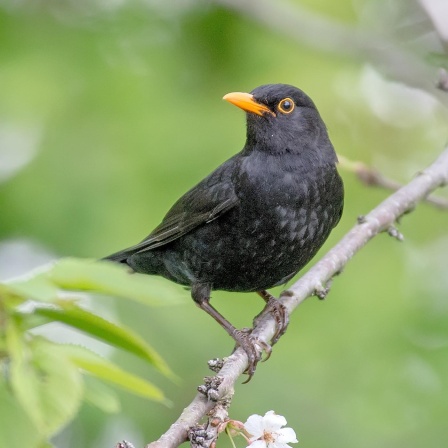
[
  {"xmin": 231, "ymin": 328, "xmax": 271, "ymax": 383},
  {"xmin": 268, "ymin": 298, "xmax": 289, "ymax": 344},
  {"xmin": 255, "ymin": 292, "xmax": 290, "ymax": 345}
]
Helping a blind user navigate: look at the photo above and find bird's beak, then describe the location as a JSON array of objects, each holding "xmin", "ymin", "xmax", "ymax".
[{"xmin": 223, "ymin": 92, "xmax": 275, "ymax": 117}]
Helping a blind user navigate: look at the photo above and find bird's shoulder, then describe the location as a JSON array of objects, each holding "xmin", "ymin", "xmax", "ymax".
[
  {"xmin": 165, "ymin": 155, "xmax": 240, "ymax": 218},
  {"xmin": 131, "ymin": 155, "xmax": 241, "ymax": 252}
]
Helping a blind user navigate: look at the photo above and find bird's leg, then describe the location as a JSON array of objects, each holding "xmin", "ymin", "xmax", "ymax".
[
  {"xmin": 191, "ymin": 283, "xmax": 269, "ymax": 381},
  {"xmin": 254, "ymin": 290, "xmax": 289, "ymax": 345}
]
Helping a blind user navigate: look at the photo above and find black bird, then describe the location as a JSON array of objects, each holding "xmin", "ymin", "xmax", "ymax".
[{"xmin": 104, "ymin": 84, "xmax": 344, "ymax": 378}]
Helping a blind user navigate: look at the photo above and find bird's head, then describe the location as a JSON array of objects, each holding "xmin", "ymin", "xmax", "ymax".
[{"xmin": 224, "ymin": 84, "xmax": 335, "ymax": 161}]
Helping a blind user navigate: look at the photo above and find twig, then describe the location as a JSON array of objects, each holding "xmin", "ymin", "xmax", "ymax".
[
  {"xmin": 144, "ymin": 146, "xmax": 448, "ymax": 448},
  {"xmin": 338, "ymin": 155, "xmax": 448, "ymax": 210}
]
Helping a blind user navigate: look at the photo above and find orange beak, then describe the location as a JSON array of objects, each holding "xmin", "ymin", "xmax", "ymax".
[{"xmin": 223, "ymin": 92, "xmax": 275, "ymax": 117}]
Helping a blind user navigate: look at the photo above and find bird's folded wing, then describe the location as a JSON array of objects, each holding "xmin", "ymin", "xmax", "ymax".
[
  {"xmin": 103, "ymin": 158, "xmax": 240, "ymax": 262},
  {"xmin": 136, "ymin": 193, "xmax": 238, "ymax": 252},
  {"xmin": 127, "ymin": 172, "xmax": 240, "ymax": 258}
]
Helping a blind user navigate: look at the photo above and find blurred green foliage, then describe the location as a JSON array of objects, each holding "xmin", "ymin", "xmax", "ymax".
[
  {"xmin": 1, "ymin": 1, "xmax": 448, "ymax": 447},
  {"xmin": 0, "ymin": 258, "xmax": 181, "ymax": 447}
]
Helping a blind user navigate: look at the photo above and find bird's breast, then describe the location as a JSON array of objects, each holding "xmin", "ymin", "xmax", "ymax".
[{"xmin": 214, "ymin": 158, "xmax": 339, "ymax": 288}]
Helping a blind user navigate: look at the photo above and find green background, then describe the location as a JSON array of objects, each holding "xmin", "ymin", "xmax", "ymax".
[{"xmin": 1, "ymin": 1, "xmax": 448, "ymax": 447}]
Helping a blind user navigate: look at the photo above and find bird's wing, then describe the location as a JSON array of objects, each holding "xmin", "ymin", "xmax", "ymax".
[
  {"xmin": 106, "ymin": 158, "xmax": 239, "ymax": 261},
  {"xmin": 136, "ymin": 181, "xmax": 238, "ymax": 251}
]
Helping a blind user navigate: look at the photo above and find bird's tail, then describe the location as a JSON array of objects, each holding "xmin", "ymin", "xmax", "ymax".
[
  {"xmin": 102, "ymin": 246, "xmax": 166, "ymax": 277},
  {"xmin": 101, "ymin": 248, "xmax": 136, "ymax": 264}
]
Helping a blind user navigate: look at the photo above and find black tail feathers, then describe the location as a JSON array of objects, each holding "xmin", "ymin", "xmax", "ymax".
[{"xmin": 101, "ymin": 249, "xmax": 133, "ymax": 264}]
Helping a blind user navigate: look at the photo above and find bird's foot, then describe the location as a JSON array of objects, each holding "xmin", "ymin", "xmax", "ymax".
[
  {"xmin": 194, "ymin": 295, "xmax": 271, "ymax": 381},
  {"xmin": 231, "ymin": 328, "xmax": 271, "ymax": 383},
  {"xmin": 255, "ymin": 291, "xmax": 289, "ymax": 345}
]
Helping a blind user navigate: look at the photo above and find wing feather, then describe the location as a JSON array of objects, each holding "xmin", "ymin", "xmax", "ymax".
[{"xmin": 103, "ymin": 157, "xmax": 239, "ymax": 261}]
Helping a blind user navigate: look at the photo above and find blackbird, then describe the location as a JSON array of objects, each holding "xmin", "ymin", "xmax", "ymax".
[{"xmin": 104, "ymin": 84, "xmax": 344, "ymax": 379}]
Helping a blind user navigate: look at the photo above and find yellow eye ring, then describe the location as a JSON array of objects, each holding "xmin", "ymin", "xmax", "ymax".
[{"xmin": 278, "ymin": 98, "xmax": 295, "ymax": 114}]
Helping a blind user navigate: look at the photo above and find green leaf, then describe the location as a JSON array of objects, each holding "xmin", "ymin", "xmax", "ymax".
[
  {"xmin": 7, "ymin": 333, "xmax": 84, "ymax": 438},
  {"xmin": 12, "ymin": 311, "xmax": 55, "ymax": 332},
  {"xmin": 63, "ymin": 344, "xmax": 170, "ymax": 405},
  {"xmin": 32, "ymin": 301, "xmax": 174, "ymax": 378},
  {"xmin": 4, "ymin": 272, "xmax": 58, "ymax": 302},
  {"xmin": 83, "ymin": 377, "xmax": 121, "ymax": 413},
  {"xmin": 0, "ymin": 377, "xmax": 41, "ymax": 448},
  {"xmin": 47, "ymin": 257, "xmax": 186, "ymax": 306}
]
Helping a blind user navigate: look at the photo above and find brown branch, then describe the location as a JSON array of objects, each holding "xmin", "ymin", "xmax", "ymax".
[
  {"xmin": 338, "ymin": 155, "xmax": 448, "ymax": 210},
  {"xmin": 142, "ymin": 146, "xmax": 448, "ymax": 448}
]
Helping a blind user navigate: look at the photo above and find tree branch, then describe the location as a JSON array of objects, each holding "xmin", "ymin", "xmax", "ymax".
[
  {"xmin": 338, "ymin": 155, "xmax": 448, "ymax": 210},
  {"xmin": 143, "ymin": 146, "xmax": 448, "ymax": 448},
  {"xmin": 212, "ymin": 0, "xmax": 448, "ymax": 106}
]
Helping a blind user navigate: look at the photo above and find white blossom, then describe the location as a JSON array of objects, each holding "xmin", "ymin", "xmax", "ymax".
[{"xmin": 244, "ymin": 411, "xmax": 298, "ymax": 448}]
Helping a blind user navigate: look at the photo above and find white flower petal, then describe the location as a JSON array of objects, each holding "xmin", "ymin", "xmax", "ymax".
[
  {"xmin": 276, "ymin": 428, "xmax": 298, "ymax": 444},
  {"xmin": 244, "ymin": 414, "xmax": 265, "ymax": 438},
  {"xmin": 262, "ymin": 411, "xmax": 287, "ymax": 431},
  {"xmin": 272, "ymin": 443, "xmax": 294, "ymax": 448},
  {"xmin": 249, "ymin": 440, "xmax": 267, "ymax": 448}
]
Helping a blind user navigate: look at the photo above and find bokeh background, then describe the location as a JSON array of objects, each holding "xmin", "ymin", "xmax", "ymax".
[{"xmin": 1, "ymin": 0, "xmax": 448, "ymax": 447}]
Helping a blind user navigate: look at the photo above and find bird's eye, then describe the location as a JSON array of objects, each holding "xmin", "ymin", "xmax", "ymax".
[{"xmin": 278, "ymin": 98, "xmax": 295, "ymax": 114}]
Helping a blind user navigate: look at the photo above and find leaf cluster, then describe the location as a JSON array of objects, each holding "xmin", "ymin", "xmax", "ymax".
[{"xmin": 0, "ymin": 258, "xmax": 185, "ymax": 448}]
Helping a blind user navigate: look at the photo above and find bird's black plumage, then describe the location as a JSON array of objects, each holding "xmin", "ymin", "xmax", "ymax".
[{"xmin": 104, "ymin": 84, "xmax": 344, "ymax": 378}]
